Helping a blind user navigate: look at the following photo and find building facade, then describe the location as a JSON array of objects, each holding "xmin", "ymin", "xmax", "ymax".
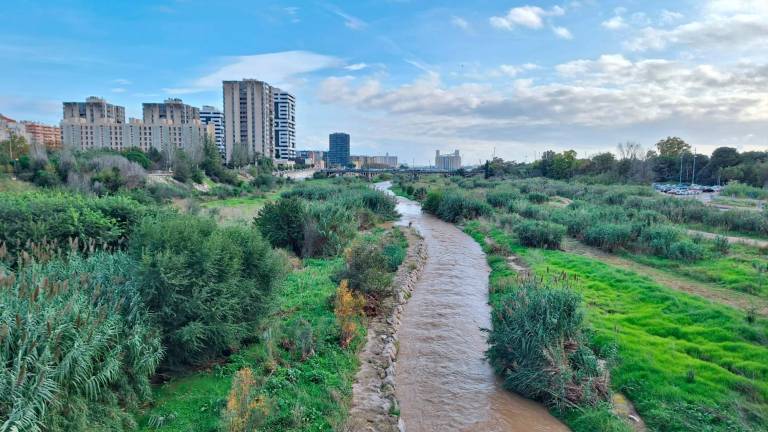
[
  {"xmin": 328, "ymin": 132, "xmax": 350, "ymax": 167},
  {"xmin": 296, "ymin": 150, "xmax": 326, "ymax": 168},
  {"xmin": 0, "ymin": 114, "xmax": 27, "ymax": 142},
  {"xmin": 200, "ymin": 105, "xmax": 225, "ymax": 157},
  {"xmin": 273, "ymin": 89, "xmax": 296, "ymax": 161},
  {"xmin": 350, "ymin": 153, "xmax": 398, "ymax": 169},
  {"xmin": 61, "ymin": 97, "xmax": 206, "ymax": 155},
  {"xmin": 21, "ymin": 121, "xmax": 62, "ymax": 150},
  {"xmin": 435, "ymin": 150, "xmax": 461, "ymax": 171},
  {"xmin": 142, "ymin": 98, "xmax": 200, "ymax": 125},
  {"xmin": 63, "ymin": 96, "xmax": 125, "ymax": 125},
  {"xmin": 223, "ymin": 79, "xmax": 274, "ymax": 164}
]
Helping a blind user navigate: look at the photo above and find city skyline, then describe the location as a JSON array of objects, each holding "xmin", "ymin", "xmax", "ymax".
[{"xmin": 1, "ymin": 1, "xmax": 767, "ymax": 164}]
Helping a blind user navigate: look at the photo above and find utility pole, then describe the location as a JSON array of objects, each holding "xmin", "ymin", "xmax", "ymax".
[{"xmin": 679, "ymin": 154, "xmax": 683, "ymax": 185}]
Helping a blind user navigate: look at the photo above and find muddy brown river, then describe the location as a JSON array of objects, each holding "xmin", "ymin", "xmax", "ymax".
[{"xmin": 377, "ymin": 182, "xmax": 568, "ymax": 432}]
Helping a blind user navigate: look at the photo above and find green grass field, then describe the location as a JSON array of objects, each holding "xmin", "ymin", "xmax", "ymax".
[
  {"xmin": 138, "ymin": 258, "xmax": 363, "ymax": 432},
  {"xmin": 466, "ymin": 221, "xmax": 768, "ymax": 432}
]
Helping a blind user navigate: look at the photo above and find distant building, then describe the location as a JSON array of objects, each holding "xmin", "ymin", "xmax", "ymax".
[
  {"xmin": 61, "ymin": 97, "xmax": 206, "ymax": 155},
  {"xmin": 223, "ymin": 79, "xmax": 274, "ymax": 164},
  {"xmin": 350, "ymin": 153, "xmax": 398, "ymax": 169},
  {"xmin": 435, "ymin": 150, "xmax": 461, "ymax": 171},
  {"xmin": 328, "ymin": 132, "xmax": 350, "ymax": 167},
  {"xmin": 296, "ymin": 150, "xmax": 326, "ymax": 168},
  {"xmin": 273, "ymin": 89, "xmax": 296, "ymax": 161},
  {"xmin": 142, "ymin": 98, "xmax": 200, "ymax": 125},
  {"xmin": 21, "ymin": 121, "xmax": 62, "ymax": 150},
  {"xmin": 200, "ymin": 105, "xmax": 225, "ymax": 156},
  {"xmin": 63, "ymin": 96, "xmax": 125, "ymax": 124},
  {"xmin": 0, "ymin": 114, "xmax": 27, "ymax": 142}
]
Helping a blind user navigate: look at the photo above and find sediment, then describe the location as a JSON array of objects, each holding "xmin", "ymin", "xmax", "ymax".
[{"xmin": 346, "ymin": 228, "xmax": 427, "ymax": 432}]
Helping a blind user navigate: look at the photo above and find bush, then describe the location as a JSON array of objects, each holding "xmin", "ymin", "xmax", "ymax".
[
  {"xmin": 583, "ymin": 223, "xmax": 633, "ymax": 251},
  {"xmin": 527, "ymin": 192, "xmax": 549, "ymax": 204},
  {"xmin": 255, "ymin": 197, "xmax": 307, "ymax": 256},
  {"xmin": 516, "ymin": 220, "xmax": 565, "ymax": 249},
  {"xmin": 486, "ymin": 277, "xmax": 611, "ymax": 410},
  {"xmin": 486, "ymin": 189, "xmax": 521, "ymax": 208},
  {"xmin": 640, "ymin": 225, "xmax": 681, "ymax": 257},
  {"xmin": 129, "ymin": 213, "xmax": 285, "ymax": 366},
  {"xmin": 302, "ymin": 202, "xmax": 357, "ymax": 258},
  {"xmin": 0, "ymin": 252, "xmax": 162, "ymax": 432},
  {"xmin": 667, "ymin": 240, "xmax": 705, "ymax": 262},
  {"xmin": 0, "ymin": 191, "xmax": 147, "ymax": 263},
  {"xmin": 337, "ymin": 239, "xmax": 393, "ymax": 305},
  {"xmin": 423, "ymin": 189, "xmax": 492, "ymax": 223}
]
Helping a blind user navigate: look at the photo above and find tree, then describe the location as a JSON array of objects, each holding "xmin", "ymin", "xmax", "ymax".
[
  {"xmin": 656, "ymin": 136, "xmax": 691, "ymax": 157},
  {"xmin": 708, "ymin": 147, "xmax": 740, "ymax": 170},
  {"xmin": 255, "ymin": 197, "xmax": 307, "ymax": 256},
  {"xmin": 0, "ymin": 134, "xmax": 29, "ymax": 163},
  {"xmin": 590, "ymin": 152, "xmax": 616, "ymax": 174}
]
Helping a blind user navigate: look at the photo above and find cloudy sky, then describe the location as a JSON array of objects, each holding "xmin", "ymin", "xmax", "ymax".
[{"xmin": 1, "ymin": 0, "xmax": 767, "ymax": 164}]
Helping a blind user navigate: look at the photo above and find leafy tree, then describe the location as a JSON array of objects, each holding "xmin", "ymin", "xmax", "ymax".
[
  {"xmin": 172, "ymin": 149, "xmax": 193, "ymax": 183},
  {"xmin": 0, "ymin": 134, "xmax": 29, "ymax": 162},
  {"xmin": 655, "ymin": 136, "xmax": 691, "ymax": 157},
  {"xmin": 122, "ymin": 148, "xmax": 151, "ymax": 169}
]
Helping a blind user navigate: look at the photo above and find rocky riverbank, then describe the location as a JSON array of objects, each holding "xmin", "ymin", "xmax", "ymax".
[{"xmin": 346, "ymin": 228, "xmax": 427, "ymax": 432}]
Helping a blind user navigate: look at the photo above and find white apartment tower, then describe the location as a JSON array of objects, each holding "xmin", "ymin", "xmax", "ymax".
[
  {"xmin": 200, "ymin": 105, "xmax": 225, "ymax": 157},
  {"xmin": 223, "ymin": 79, "xmax": 274, "ymax": 164},
  {"xmin": 273, "ymin": 89, "xmax": 296, "ymax": 160},
  {"xmin": 435, "ymin": 150, "xmax": 461, "ymax": 171}
]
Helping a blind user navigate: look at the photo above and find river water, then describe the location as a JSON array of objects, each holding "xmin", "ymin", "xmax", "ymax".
[{"xmin": 376, "ymin": 182, "xmax": 568, "ymax": 432}]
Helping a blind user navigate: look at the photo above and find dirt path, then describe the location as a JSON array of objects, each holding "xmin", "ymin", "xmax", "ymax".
[
  {"xmin": 684, "ymin": 229, "xmax": 768, "ymax": 249},
  {"xmin": 563, "ymin": 239, "xmax": 768, "ymax": 316}
]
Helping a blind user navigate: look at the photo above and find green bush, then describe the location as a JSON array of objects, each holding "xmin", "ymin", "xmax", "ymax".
[
  {"xmin": 337, "ymin": 239, "xmax": 393, "ymax": 306},
  {"xmin": 486, "ymin": 277, "xmax": 611, "ymax": 410},
  {"xmin": 583, "ymin": 223, "xmax": 633, "ymax": 251},
  {"xmin": 516, "ymin": 220, "xmax": 565, "ymax": 249},
  {"xmin": 423, "ymin": 189, "xmax": 492, "ymax": 223},
  {"xmin": 667, "ymin": 240, "xmax": 705, "ymax": 262},
  {"xmin": 0, "ymin": 191, "xmax": 147, "ymax": 263},
  {"xmin": 722, "ymin": 182, "xmax": 768, "ymax": 200},
  {"xmin": 256, "ymin": 197, "xmax": 307, "ymax": 256},
  {"xmin": 640, "ymin": 225, "xmax": 681, "ymax": 257},
  {"xmin": 0, "ymin": 252, "xmax": 162, "ymax": 432},
  {"xmin": 486, "ymin": 189, "xmax": 521, "ymax": 208},
  {"xmin": 527, "ymin": 192, "xmax": 549, "ymax": 204},
  {"xmin": 130, "ymin": 213, "xmax": 285, "ymax": 366},
  {"xmin": 302, "ymin": 202, "xmax": 357, "ymax": 258}
]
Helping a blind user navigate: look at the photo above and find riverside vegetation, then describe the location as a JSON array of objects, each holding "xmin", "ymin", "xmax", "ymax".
[
  {"xmin": 0, "ymin": 135, "xmax": 408, "ymax": 431},
  {"xmin": 395, "ymin": 167, "xmax": 768, "ymax": 432}
]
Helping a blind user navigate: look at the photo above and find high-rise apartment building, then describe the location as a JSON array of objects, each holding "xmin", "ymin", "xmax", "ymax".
[
  {"xmin": 21, "ymin": 121, "xmax": 62, "ymax": 150},
  {"xmin": 273, "ymin": 89, "xmax": 296, "ymax": 161},
  {"xmin": 328, "ymin": 132, "xmax": 350, "ymax": 167},
  {"xmin": 63, "ymin": 96, "xmax": 125, "ymax": 124},
  {"xmin": 0, "ymin": 114, "xmax": 26, "ymax": 142},
  {"xmin": 200, "ymin": 105, "xmax": 225, "ymax": 157},
  {"xmin": 223, "ymin": 79, "xmax": 274, "ymax": 164},
  {"xmin": 142, "ymin": 98, "xmax": 200, "ymax": 125},
  {"xmin": 61, "ymin": 97, "xmax": 206, "ymax": 155},
  {"xmin": 435, "ymin": 150, "xmax": 461, "ymax": 171}
]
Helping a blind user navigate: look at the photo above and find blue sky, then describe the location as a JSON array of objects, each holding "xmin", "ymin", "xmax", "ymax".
[{"xmin": 2, "ymin": 0, "xmax": 767, "ymax": 164}]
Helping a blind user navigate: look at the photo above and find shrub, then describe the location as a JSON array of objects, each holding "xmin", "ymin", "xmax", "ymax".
[
  {"xmin": 337, "ymin": 239, "xmax": 393, "ymax": 305},
  {"xmin": 423, "ymin": 189, "xmax": 492, "ymax": 223},
  {"xmin": 667, "ymin": 240, "xmax": 705, "ymax": 262},
  {"xmin": 222, "ymin": 368, "xmax": 269, "ymax": 432},
  {"xmin": 640, "ymin": 225, "xmax": 681, "ymax": 257},
  {"xmin": 255, "ymin": 197, "xmax": 307, "ymax": 256},
  {"xmin": 302, "ymin": 202, "xmax": 357, "ymax": 258},
  {"xmin": 486, "ymin": 189, "xmax": 521, "ymax": 208},
  {"xmin": 0, "ymin": 192, "xmax": 147, "ymax": 263},
  {"xmin": 516, "ymin": 220, "xmax": 565, "ymax": 249},
  {"xmin": 527, "ymin": 192, "xmax": 549, "ymax": 204},
  {"xmin": 130, "ymin": 213, "xmax": 285, "ymax": 366},
  {"xmin": 0, "ymin": 252, "xmax": 162, "ymax": 432},
  {"xmin": 334, "ymin": 280, "xmax": 364, "ymax": 348},
  {"xmin": 713, "ymin": 235, "xmax": 731, "ymax": 255},
  {"xmin": 583, "ymin": 223, "xmax": 633, "ymax": 251},
  {"xmin": 486, "ymin": 277, "xmax": 611, "ymax": 410}
]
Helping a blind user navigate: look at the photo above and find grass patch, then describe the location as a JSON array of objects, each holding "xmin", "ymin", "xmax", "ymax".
[
  {"xmin": 467, "ymin": 221, "xmax": 768, "ymax": 432},
  {"xmin": 139, "ymin": 258, "xmax": 363, "ymax": 431}
]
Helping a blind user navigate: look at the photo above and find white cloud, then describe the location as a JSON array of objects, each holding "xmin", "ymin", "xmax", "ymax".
[
  {"xmin": 451, "ymin": 16, "xmax": 470, "ymax": 31},
  {"xmin": 111, "ymin": 87, "xmax": 126, "ymax": 93},
  {"xmin": 345, "ymin": 62, "xmax": 368, "ymax": 71},
  {"xmin": 552, "ymin": 26, "xmax": 573, "ymax": 39},
  {"xmin": 490, "ymin": 5, "xmax": 565, "ymax": 30},
  {"xmin": 327, "ymin": 6, "xmax": 366, "ymax": 30},
  {"xmin": 660, "ymin": 10, "xmax": 684, "ymax": 25},
  {"xmin": 112, "ymin": 78, "xmax": 132, "ymax": 85},
  {"xmin": 602, "ymin": 15, "xmax": 626, "ymax": 30},
  {"xmin": 164, "ymin": 51, "xmax": 343, "ymax": 94}
]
